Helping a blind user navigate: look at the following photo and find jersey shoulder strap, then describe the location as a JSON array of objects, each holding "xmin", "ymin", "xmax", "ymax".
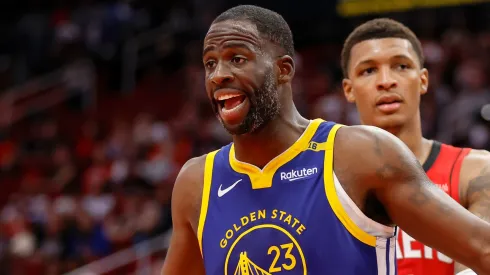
[
  {"xmin": 447, "ymin": 144, "xmax": 471, "ymax": 203},
  {"xmin": 424, "ymin": 141, "xmax": 471, "ymax": 203}
]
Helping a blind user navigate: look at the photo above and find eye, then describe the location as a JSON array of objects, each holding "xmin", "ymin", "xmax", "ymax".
[
  {"xmin": 205, "ymin": 60, "xmax": 216, "ymax": 69},
  {"xmin": 396, "ymin": 64, "xmax": 410, "ymax": 70},
  {"xmin": 360, "ymin": 67, "xmax": 376, "ymax": 76},
  {"xmin": 231, "ymin": 56, "xmax": 247, "ymax": 65}
]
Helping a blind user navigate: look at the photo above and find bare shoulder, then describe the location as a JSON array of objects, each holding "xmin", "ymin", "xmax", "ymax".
[
  {"xmin": 175, "ymin": 154, "xmax": 208, "ymax": 186},
  {"xmin": 334, "ymin": 125, "xmax": 421, "ymax": 185},
  {"xmin": 172, "ymin": 154, "xmax": 209, "ymax": 233},
  {"xmin": 461, "ymin": 149, "xmax": 490, "ymax": 170},
  {"xmin": 459, "ymin": 149, "xmax": 490, "ymax": 209},
  {"xmin": 460, "ymin": 149, "xmax": 490, "ymax": 178},
  {"xmin": 335, "ymin": 124, "xmax": 410, "ymax": 155}
]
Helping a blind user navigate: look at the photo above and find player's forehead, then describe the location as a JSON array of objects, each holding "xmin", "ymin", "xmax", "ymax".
[
  {"xmin": 350, "ymin": 38, "xmax": 419, "ymax": 67},
  {"xmin": 204, "ymin": 20, "xmax": 262, "ymax": 50}
]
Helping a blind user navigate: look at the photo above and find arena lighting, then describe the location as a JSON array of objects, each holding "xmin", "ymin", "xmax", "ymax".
[
  {"xmin": 337, "ymin": 0, "xmax": 490, "ymax": 17},
  {"xmin": 481, "ymin": 104, "xmax": 490, "ymax": 122}
]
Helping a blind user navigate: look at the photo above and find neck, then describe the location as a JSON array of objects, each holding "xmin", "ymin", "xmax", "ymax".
[
  {"xmin": 232, "ymin": 104, "xmax": 309, "ymax": 169},
  {"xmin": 384, "ymin": 113, "xmax": 433, "ymax": 165}
]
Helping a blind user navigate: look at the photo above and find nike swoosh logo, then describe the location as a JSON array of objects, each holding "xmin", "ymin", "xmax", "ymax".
[{"xmin": 218, "ymin": 179, "xmax": 242, "ymax": 197}]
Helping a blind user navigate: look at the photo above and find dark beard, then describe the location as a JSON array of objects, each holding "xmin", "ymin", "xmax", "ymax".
[{"xmin": 221, "ymin": 69, "xmax": 280, "ymax": 136}]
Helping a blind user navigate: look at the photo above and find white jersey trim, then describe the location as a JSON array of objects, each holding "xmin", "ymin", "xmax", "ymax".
[{"xmin": 333, "ymin": 172, "xmax": 395, "ymax": 238}]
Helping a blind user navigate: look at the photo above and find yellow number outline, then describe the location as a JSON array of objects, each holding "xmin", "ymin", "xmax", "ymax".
[{"xmin": 267, "ymin": 243, "xmax": 297, "ymax": 273}]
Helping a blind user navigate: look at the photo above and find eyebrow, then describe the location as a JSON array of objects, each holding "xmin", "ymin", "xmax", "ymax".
[
  {"xmin": 354, "ymin": 59, "xmax": 375, "ymax": 68},
  {"xmin": 203, "ymin": 42, "xmax": 254, "ymax": 56},
  {"xmin": 355, "ymin": 54, "xmax": 415, "ymax": 68},
  {"xmin": 391, "ymin": 54, "xmax": 414, "ymax": 62},
  {"xmin": 202, "ymin": 45, "xmax": 215, "ymax": 56}
]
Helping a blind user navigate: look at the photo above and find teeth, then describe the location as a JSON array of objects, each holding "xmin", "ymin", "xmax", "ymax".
[{"xmin": 217, "ymin": 94, "xmax": 242, "ymax": 101}]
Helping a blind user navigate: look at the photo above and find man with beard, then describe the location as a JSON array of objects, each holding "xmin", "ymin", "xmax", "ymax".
[
  {"xmin": 340, "ymin": 18, "xmax": 490, "ymax": 275},
  {"xmin": 162, "ymin": 5, "xmax": 490, "ymax": 275}
]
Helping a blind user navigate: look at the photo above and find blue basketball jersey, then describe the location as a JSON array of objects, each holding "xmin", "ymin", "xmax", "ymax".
[{"xmin": 198, "ymin": 119, "xmax": 397, "ymax": 275}]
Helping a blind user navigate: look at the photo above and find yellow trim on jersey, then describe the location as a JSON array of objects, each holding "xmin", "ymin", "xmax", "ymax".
[
  {"xmin": 198, "ymin": 150, "xmax": 219, "ymax": 256},
  {"xmin": 323, "ymin": 124, "xmax": 377, "ymax": 247},
  {"xmin": 229, "ymin": 119, "xmax": 323, "ymax": 189}
]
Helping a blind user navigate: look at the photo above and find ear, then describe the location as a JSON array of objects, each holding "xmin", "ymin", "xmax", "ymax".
[
  {"xmin": 277, "ymin": 55, "xmax": 295, "ymax": 84},
  {"xmin": 420, "ymin": 68, "xmax": 429, "ymax": 95},
  {"xmin": 342, "ymin": 78, "xmax": 356, "ymax": 103}
]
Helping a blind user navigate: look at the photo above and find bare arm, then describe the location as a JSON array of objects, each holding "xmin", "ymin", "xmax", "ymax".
[
  {"xmin": 161, "ymin": 156, "xmax": 206, "ymax": 275},
  {"xmin": 336, "ymin": 126, "xmax": 490, "ymax": 274},
  {"xmin": 454, "ymin": 150, "xmax": 490, "ymax": 273}
]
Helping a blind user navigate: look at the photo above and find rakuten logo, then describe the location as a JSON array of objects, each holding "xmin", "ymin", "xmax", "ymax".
[{"xmin": 280, "ymin": 167, "xmax": 318, "ymax": 182}]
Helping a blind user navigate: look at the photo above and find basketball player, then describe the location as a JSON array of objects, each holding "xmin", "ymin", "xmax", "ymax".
[
  {"xmin": 162, "ymin": 5, "xmax": 490, "ymax": 275},
  {"xmin": 341, "ymin": 18, "xmax": 490, "ymax": 275}
]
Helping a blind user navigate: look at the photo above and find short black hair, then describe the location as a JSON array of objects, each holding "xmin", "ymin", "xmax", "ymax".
[
  {"xmin": 341, "ymin": 18, "xmax": 424, "ymax": 78},
  {"xmin": 213, "ymin": 5, "xmax": 294, "ymax": 57}
]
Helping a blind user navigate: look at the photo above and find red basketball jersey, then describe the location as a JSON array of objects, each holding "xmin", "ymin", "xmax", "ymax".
[{"xmin": 396, "ymin": 141, "xmax": 471, "ymax": 275}]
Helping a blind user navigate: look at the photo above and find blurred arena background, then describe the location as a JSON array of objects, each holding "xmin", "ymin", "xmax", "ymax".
[{"xmin": 1, "ymin": 0, "xmax": 490, "ymax": 274}]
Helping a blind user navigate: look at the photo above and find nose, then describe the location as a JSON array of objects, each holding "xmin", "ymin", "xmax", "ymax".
[
  {"xmin": 376, "ymin": 67, "xmax": 397, "ymax": 91},
  {"xmin": 211, "ymin": 62, "xmax": 234, "ymax": 85}
]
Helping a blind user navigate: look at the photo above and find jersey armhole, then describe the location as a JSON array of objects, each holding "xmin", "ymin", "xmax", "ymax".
[
  {"xmin": 323, "ymin": 124, "xmax": 395, "ymax": 248},
  {"xmin": 449, "ymin": 148, "xmax": 471, "ymax": 204}
]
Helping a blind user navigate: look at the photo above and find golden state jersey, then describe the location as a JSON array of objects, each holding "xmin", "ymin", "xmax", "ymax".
[{"xmin": 198, "ymin": 119, "xmax": 397, "ymax": 275}]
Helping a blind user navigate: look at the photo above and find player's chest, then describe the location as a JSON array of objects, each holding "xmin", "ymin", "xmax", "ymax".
[
  {"xmin": 203, "ymin": 180, "xmax": 337, "ymax": 254},
  {"xmin": 202, "ymin": 206, "xmax": 359, "ymax": 275}
]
